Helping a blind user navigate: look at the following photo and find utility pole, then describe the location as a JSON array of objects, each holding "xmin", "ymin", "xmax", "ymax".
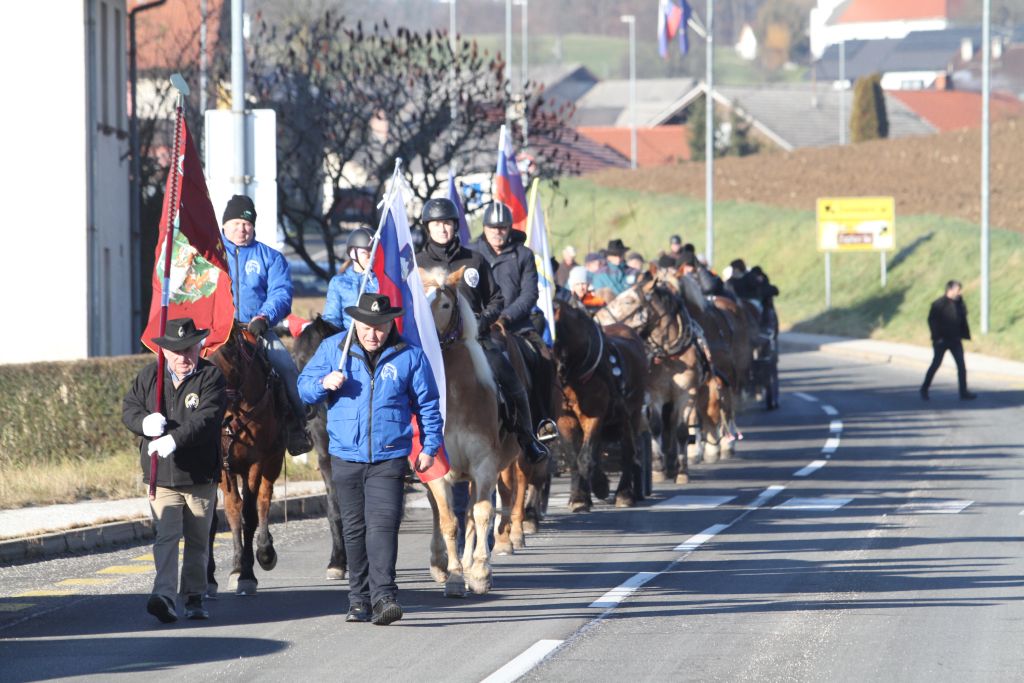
[
  {"xmin": 231, "ymin": 0, "xmax": 248, "ymax": 196},
  {"xmin": 200, "ymin": 0, "xmax": 208, "ymax": 115},
  {"xmin": 705, "ymin": 0, "xmax": 714, "ymax": 267},
  {"xmin": 981, "ymin": 0, "xmax": 991, "ymax": 333},
  {"xmin": 519, "ymin": 0, "xmax": 528, "ymax": 147},
  {"xmin": 505, "ymin": 0, "xmax": 513, "ymax": 127},
  {"xmin": 839, "ymin": 40, "xmax": 846, "ymax": 145},
  {"xmin": 620, "ymin": 14, "xmax": 637, "ymax": 170}
]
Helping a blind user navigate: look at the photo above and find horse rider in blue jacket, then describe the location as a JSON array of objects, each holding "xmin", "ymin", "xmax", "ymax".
[
  {"xmin": 297, "ymin": 293, "xmax": 443, "ymax": 625},
  {"xmin": 220, "ymin": 194, "xmax": 312, "ymax": 456},
  {"xmin": 323, "ymin": 227, "xmax": 379, "ymax": 331},
  {"xmin": 590, "ymin": 238, "xmax": 631, "ymax": 296}
]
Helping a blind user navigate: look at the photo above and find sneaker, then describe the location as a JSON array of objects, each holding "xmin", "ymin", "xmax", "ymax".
[
  {"xmin": 184, "ymin": 594, "xmax": 209, "ymax": 620},
  {"xmin": 146, "ymin": 594, "xmax": 178, "ymax": 624},
  {"xmin": 346, "ymin": 602, "xmax": 371, "ymax": 623},
  {"xmin": 371, "ymin": 597, "xmax": 403, "ymax": 626},
  {"xmin": 919, "ymin": 387, "xmax": 929, "ymax": 401},
  {"xmin": 204, "ymin": 582, "xmax": 218, "ymax": 600},
  {"xmin": 960, "ymin": 392, "xmax": 978, "ymax": 400}
]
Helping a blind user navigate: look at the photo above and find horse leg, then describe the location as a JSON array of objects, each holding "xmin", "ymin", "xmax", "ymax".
[
  {"xmin": 649, "ymin": 402, "xmax": 667, "ymax": 483},
  {"xmin": 222, "ymin": 471, "xmax": 245, "ymax": 593},
  {"xmin": 466, "ymin": 474, "xmax": 497, "ymax": 595},
  {"xmin": 509, "ymin": 458, "xmax": 528, "ymax": 550},
  {"xmin": 319, "ymin": 446, "xmax": 346, "ymax": 581},
  {"xmin": 523, "ymin": 458, "xmax": 549, "ymax": 534},
  {"xmin": 569, "ymin": 416, "xmax": 600, "ymax": 513},
  {"xmin": 235, "ymin": 470, "xmax": 259, "ymax": 595},
  {"xmin": 205, "ymin": 485, "xmax": 220, "ymax": 597},
  {"xmin": 615, "ymin": 420, "xmax": 639, "ymax": 508},
  {"xmin": 425, "ymin": 478, "xmax": 463, "ymax": 597},
  {"xmin": 254, "ymin": 470, "xmax": 278, "ymax": 573},
  {"xmin": 493, "ymin": 464, "xmax": 515, "ymax": 556},
  {"xmin": 460, "ymin": 480, "xmax": 477, "ymax": 576}
]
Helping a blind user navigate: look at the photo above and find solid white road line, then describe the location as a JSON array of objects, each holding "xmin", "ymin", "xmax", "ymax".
[
  {"xmin": 674, "ymin": 523, "xmax": 730, "ymax": 553},
  {"xmin": 822, "ymin": 404, "xmax": 839, "ymax": 416},
  {"xmin": 829, "ymin": 419, "xmax": 843, "ymax": 433},
  {"xmin": 822, "ymin": 437, "xmax": 840, "ymax": 455},
  {"xmin": 897, "ymin": 500, "xmax": 974, "ymax": 514},
  {"xmin": 747, "ymin": 484, "xmax": 786, "ymax": 510},
  {"xmin": 589, "ymin": 572, "xmax": 659, "ymax": 609},
  {"xmin": 480, "ymin": 639, "xmax": 565, "ymax": 683},
  {"xmin": 775, "ymin": 497, "xmax": 853, "ymax": 512},
  {"xmin": 655, "ymin": 495, "xmax": 736, "ymax": 510},
  {"xmin": 793, "ymin": 392, "xmax": 818, "ymax": 402},
  {"xmin": 794, "ymin": 460, "xmax": 827, "ymax": 477}
]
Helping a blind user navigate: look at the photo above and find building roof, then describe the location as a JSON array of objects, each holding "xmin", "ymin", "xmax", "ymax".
[
  {"xmin": 888, "ymin": 90, "xmax": 1024, "ymax": 132},
  {"xmin": 530, "ymin": 63, "xmax": 599, "ymax": 107},
  {"xmin": 570, "ymin": 78, "xmax": 699, "ymax": 128},
  {"xmin": 577, "ymin": 126, "xmax": 691, "ymax": 167},
  {"xmin": 813, "ymin": 38, "xmax": 900, "ymax": 81},
  {"xmin": 133, "ymin": 0, "xmax": 226, "ymax": 73},
  {"xmin": 953, "ymin": 44, "xmax": 1024, "ymax": 99},
  {"xmin": 532, "ymin": 129, "xmax": 631, "ymax": 175},
  {"xmin": 830, "ymin": 0, "xmax": 956, "ymax": 25}
]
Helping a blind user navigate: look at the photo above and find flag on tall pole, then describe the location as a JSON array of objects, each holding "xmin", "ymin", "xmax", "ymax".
[
  {"xmin": 371, "ymin": 178, "xmax": 451, "ymax": 482},
  {"xmin": 447, "ymin": 168, "xmax": 472, "ymax": 244},
  {"xmin": 493, "ymin": 125, "xmax": 529, "ymax": 232},
  {"xmin": 525, "ymin": 178, "xmax": 556, "ymax": 345},
  {"xmin": 658, "ymin": 0, "xmax": 691, "ymax": 58}
]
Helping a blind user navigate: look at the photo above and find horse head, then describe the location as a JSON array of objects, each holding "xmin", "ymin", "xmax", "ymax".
[
  {"xmin": 292, "ymin": 315, "xmax": 341, "ymax": 371},
  {"xmin": 593, "ymin": 271, "xmax": 655, "ymax": 331},
  {"xmin": 421, "ymin": 266, "xmax": 478, "ymax": 346}
]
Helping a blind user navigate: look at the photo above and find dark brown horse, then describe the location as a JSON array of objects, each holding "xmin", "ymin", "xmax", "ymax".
[
  {"xmin": 553, "ymin": 298, "xmax": 649, "ymax": 511},
  {"xmin": 290, "ymin": 315, "xmax": 347, "ymax": 581},
  {"xmin": 208, "ymin": 324, "xmax": 288, "ymax": 595}
]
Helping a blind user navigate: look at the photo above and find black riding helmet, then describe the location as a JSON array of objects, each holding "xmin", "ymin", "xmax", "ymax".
[
  {"xmin": 482, "ymin": 201, "xmax": 513, "ymax": 228},
  {"xmin": 345, "ymin": 227, "xmax": 374, "ymax": 255},
  {"xmin": 421, "ymin": 197, "xmax": 460, "ymax": 223}
]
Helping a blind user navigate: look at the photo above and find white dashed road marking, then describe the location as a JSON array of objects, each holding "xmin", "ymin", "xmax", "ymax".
[
  {"xmin": 747, "ymin": 485, "xmax": 787, "ymax": 510},
  {"xmin": 655, "ymin": 495, "xmax": 736, "ymax": 510},
  {"xmin": 589, "ymin": 572, "xmax": 659, "ymax": 609},
  {"xmin": 793, "ymin": 392, "xmax": 818, "ymax": 402},
  {"xmin": 774, "ymin": 497, "xmax": 853, "ymax": 512},
  {"xmin": 822, "ymin": 404, "xmax": 839, "ymax": 416},
  {"xmin": 829, "ymin": 420, "xmax": 843, "ymax": 433},
  {"xmin": 674, "ymin": 523, "xmax": 730, "ymax": 553},
  {"xmin": 480, "ymin": 639, "xmax": 565, "ymax": 683},
  {"xmin": 794, "ymin": 460, "xmax": 827, "ymax": 477},
  {"xmin": 822, "ymin": 437, "xmax": 840, "ymax": 455},
  {"xmin": 897, "ymin": 500, "xmax": 974, "ymax": 514}
]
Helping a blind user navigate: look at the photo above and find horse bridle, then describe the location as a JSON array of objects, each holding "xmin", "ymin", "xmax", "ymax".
[
  {"xmin": 600, "ymin": 282, "xmax": 694, "ymax": 360},
  {"xmin": 221, "ymin": 330, "xmax": 275, "ymax": 455},
  {"xmin": 435, "ymin": 285, "xmax": 464, "ymax": 349}
]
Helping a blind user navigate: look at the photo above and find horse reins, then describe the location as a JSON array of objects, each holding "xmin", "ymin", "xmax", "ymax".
[{"xmin": 436, "ymin": 286, "xmax": 464, "ymax": 350}]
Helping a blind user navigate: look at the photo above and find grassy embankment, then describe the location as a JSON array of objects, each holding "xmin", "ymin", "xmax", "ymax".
[{"xmin": 545, "ymin": 177, "xmax": 1024, "ymax": 360}]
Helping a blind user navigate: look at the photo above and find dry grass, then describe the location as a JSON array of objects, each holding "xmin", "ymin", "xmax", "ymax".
[{"xmin": 0, "ymin": 452, "xmax": 324, "ymax": 510}]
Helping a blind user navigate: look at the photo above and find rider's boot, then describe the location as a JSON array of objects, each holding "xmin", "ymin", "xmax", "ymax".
[
  {"xmin": 509, "ymin": 386, "xmax": 549, "ymax": 464},
  {"xmin": 286, "ymin": 414, "xmax": 313, "ymax": 456}
]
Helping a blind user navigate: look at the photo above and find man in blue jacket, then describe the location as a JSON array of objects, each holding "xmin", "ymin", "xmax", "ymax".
[
  {"xmin": 323, "ymin": 227, "xmax": 378, "ymax": 331},
  {"xmin": 297, "ymin": 293, "xmax": 443, "ymax": 625},
  {"xmin": 221, "ymin": 195, "xmax": 312, "ymax": 456},
  {"xmin": 591, "ymin": 238, "xmax": 630, "ymax": 295}
]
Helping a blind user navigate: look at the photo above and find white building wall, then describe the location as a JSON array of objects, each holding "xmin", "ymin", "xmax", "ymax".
[
  {"xmin": 0, "ymin": 0, "xmax": 130, "ymax": 364},
  {"xmin": 817, "ymin": 18, "xmax": 949, "ymax": 58}
]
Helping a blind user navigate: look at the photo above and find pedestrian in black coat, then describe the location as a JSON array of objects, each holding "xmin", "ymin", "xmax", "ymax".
[{"xmin": 920, "ymin": 280, "xmax": 976, "ymax": 400}]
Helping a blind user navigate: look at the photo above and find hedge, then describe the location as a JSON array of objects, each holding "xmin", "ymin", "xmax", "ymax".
[{"xmin": 0, "ymin": 354, "xmax": 152, "ymax": 467}]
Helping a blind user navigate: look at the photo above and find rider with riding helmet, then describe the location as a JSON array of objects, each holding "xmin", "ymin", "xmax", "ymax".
[
  {"xmin": 324, "ymin": 227, "xmax": 379, "ymax": 331},
  {"xmin": 220, "ymin": 194, "xmax": 312, "ymax": 456},
  {"xmin": 415, "ymin": 197, "xmax": 548, "ymax": 464}
]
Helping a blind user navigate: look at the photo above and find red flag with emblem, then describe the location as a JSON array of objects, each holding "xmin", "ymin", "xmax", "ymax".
[{"xmin": 141, "ymin": 118, "xmax": 234, "ymax": 357}]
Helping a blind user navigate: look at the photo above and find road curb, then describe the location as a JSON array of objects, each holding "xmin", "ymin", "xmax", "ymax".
[{"xmin": 0, "ymin": 492, "xmax": 329, "ymax": 565}]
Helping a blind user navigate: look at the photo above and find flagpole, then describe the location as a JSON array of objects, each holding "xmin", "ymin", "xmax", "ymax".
[
  {"xmin": 150, "ymin": 75, "xmax": 189, "ymax": 499},
  {"xmin": 337, "ymin": 160, "xmax": 404, "ymax": 372}
]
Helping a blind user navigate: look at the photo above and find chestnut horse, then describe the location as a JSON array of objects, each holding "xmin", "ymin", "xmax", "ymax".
[
  {"xmin": 291, "ymin": 315, "xmax": 347, "ymax": 581},
  {"xmin": 208, "ymin": 324, "xmax": 287, "ymax": 595},
  {"xmin": 420, "ymin": 268, "xmax": 523, "ymax": 596},
  {"xmin": 553, "ymin": 298, "xmax": 649, "ymax": 511}
]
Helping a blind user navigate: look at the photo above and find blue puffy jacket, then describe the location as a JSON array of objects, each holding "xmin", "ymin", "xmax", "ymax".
[
  {"xmin": 296, "ymin": 332, "xmax": 444, "ymax": 463},
  {"xmin": 223, "ymin": 237, "xmax": 293, "ymax": 325},
  {"xmin": 323, "ymin": 266, "xmax": 378, "ymax": 330}
]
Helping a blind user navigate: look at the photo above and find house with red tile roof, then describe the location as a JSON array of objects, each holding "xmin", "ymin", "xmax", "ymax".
[
  {"xmin": 888, "ymin": 90, "xmax": 1024, "ymax": 132},
  {"xmin": 577, "ymin": 126, "xmax": 691, "ymax": 167}
]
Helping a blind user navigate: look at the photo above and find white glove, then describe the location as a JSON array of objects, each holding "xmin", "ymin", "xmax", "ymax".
[
  {"xmin": 147, "ymin": 434, "xmax": 176, "ymax": 459},
  {"xmin": 142, "ymin": 412, "xmax": 167, "ymax": 437}
]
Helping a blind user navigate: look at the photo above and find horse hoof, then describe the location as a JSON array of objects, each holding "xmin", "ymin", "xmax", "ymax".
[
  {"xmin": 326, "ymin": 567, "xmax": 346, "ymax": 581},
  {"xmin": 256, "ymin": 548, "xmax": 278, "ymax": 571},
  {"xmin": 704, "ymin": 445, "xmax": 720, "ymax": 464},
  {"xmin": 493, "ymin": 540, "xmax": 514, "ymax": 556},
  {"xmin": 236, "ymin": 579, "xmax": 258, "ymax": 596},
  {"xmin": 430, "ymin": 566, "xmax": 449, "ymax": 584},
  {"xmin": 652, "ymin": 470, "xmax": 667, "ymax": 483},
  {"xmin": 615, "ymin": 494, "xmax": 636, "ymax": 508},
  {"xmin": 511, "ymin": 535, "xmax": 526, "ymax": 550},
  {"xmin": 466, "ymin": 574, "xmax": 492, "ymax": 595},
  {"xmin": 569, "ymin": 500, "xmax": 591, "ymax": 514},
  {"xmin": 675, "ymin": 473, "xmax": 690, "ymax": 485},
  {"xmin": 444, "ymin": 577, "xmax": 466, "ymax": 598},
  {"xmin": 522, "ymin": 520, "xmax": 538, "ymax": 534}
]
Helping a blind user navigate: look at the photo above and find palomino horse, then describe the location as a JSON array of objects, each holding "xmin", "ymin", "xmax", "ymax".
[
  {"xmin": 596, "ymin": 270, "xmax": 710, "ymax": 484},
  {"xmin": 553, "ymin": 298, "xmax": 649, "ymax": 511},
  {"xmin": 420, "ymin": 267, "xmax": 523, "ymax": 596},
  {"xmin": 208, "ymin": 324, "xmax": 287, "ymax": 595},
  {"xmin": 290, "ymin": 315, "xmax": 347, "ymax": 581}
]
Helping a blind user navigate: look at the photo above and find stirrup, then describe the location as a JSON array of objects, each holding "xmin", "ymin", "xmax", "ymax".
[{"xmin": 535, "ymin": 419, "xmax": 558, "ymax": 443}]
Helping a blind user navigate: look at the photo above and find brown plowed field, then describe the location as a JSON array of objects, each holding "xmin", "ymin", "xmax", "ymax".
[{"xmin": 589, "ymin": 117, "xmax": 1024, "ymax": 232}]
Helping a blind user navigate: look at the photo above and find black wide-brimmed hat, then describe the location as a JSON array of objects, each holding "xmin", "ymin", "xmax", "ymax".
[
  {"xmin": 606, "ymin": 238, "xmax": 629, "ymax": 256},
  {"xmin": 345, "ymin": 293, "xmax": 404, "ymax": 326},
  {"xmin": 151, "ymin": 318, "xmax": 210, "ymax": 352}
]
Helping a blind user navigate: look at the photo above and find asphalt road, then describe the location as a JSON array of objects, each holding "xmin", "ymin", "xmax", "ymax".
[{"xmin": 2, "ymin": 349, "xmax": 1022, "ymax": 682}]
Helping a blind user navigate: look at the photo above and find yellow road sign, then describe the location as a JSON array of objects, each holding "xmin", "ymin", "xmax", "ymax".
[{"xmin": 816, "ymin": 196, "xmax": 895, "ymax": 252}]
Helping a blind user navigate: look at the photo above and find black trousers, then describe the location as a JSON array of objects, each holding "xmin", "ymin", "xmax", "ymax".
[
  {"xmin": 922, "ymin": 340, "xmax": 968, "ymax": 395},
  {"xmin": 331, "ymin": 457, "xmax": 407, "ymax": 606}
]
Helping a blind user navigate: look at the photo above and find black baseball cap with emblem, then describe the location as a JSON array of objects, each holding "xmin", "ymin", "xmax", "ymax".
[
  {"xmin": 345, "ymin": 293, "xmax": 404, "ymax": 326},
  {"xmin": 150, "ymin": 318, "xmax": 210, "ymax": 352}
]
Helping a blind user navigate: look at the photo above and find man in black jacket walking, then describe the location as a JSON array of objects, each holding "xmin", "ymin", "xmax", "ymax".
[
  {"xmin": 123, "ymin": 318, "xmax": 227, "ymax": 623},
  {"xmin": 920, "ymin": 280, "xmax": 977, "ymax": 400}
]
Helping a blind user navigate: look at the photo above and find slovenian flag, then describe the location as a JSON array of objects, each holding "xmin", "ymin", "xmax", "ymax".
[
  {"xmin": 372, "ymin": 184, "xmax": 450, "ymax": 482},
  {"xmin": 447, "ymin": 169, "xmax": 472, "ymax": 245},
  {"xmin": 658, "ymin": 0, "xmax": 691, "ymax": 59},
  {"xmin": 525, "ymin": 179, "xmax": 556, "ymax": 345},
  {"xmin": 493, "ymin": 125, "xmax": 529, "ymax": 232}
]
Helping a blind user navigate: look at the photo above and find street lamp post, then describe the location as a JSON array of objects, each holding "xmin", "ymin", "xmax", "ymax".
[
  {"xmin": 705, "ymin": 0, "xmax": 714, "ymax": 267},
  {"xmin": 620, "ymin": 14, "xmax": 637, "ymax": 170},
  {"xmin": 505, "ymin": 0, "xmax": 513, "ymax": 124},
  {"xmin": 981, "ymin": 0, "xmax": 991, "ymax": 334},
  {"xmin": 518, "ymin": 0, "xmax": 528, "ymax": 147}
]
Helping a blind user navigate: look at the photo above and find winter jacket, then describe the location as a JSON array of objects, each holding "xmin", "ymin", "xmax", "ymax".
[
  {"xmin": 416, "ymin": 235, "xmax": 504, "ymax": 330},
  {"xmin": 591, "ymin": 261, "xmax": 629, "ymax": 296},
  {"xmin": 469, "ymin": 233, "xmax": 539, "ymax": 334},
  {"xmin": 122, "ymin": 359, "xmax": 227, "ymax": 487},
  {"xmin": 223, "ymin": 236, "xmax": 293, "ymax": 326},
  {"xmin": 928, "ymin": 295, "xmax": 971, "ymax": 344},
  {"xmin": 324, "ymin": 265, "xmax": 378, "ymax": 330},
  {"xmin": 296, "ymin": 331, "xmax": 443, "ymax": 463}
]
